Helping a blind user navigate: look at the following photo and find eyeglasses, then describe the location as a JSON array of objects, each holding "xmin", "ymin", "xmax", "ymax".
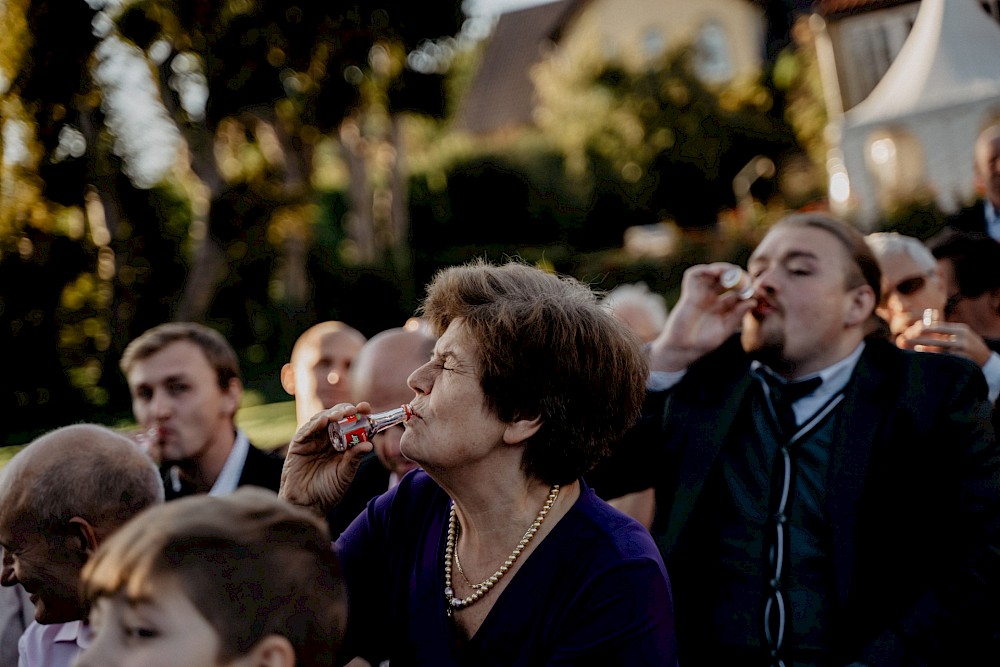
[{"xmin": 880, "ymin": 271, "xmax": 934, "ymax": 306}]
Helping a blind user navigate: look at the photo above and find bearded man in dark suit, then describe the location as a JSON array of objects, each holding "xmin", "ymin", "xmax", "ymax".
[{"xmin": 619, "ymin": 213, "xmax": 1000, "ymax": 665}]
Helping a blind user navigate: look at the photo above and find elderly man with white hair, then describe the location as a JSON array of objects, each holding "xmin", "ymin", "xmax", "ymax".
[{"xmin": 866, "ymin": 231, "xmax": 1000, "ymax": 404}]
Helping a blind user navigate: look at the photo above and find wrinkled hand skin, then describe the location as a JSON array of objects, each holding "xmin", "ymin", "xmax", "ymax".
[{"xmin": 279, "ymin": 402, "xmax": 374, "ymax": 517}]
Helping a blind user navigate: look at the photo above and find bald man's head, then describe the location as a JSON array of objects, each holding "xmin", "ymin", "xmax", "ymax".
[
  {"xmin": 350, "ymin": 328, "xmax": 435, "ymax": 408},
  {"xmin": 349, "ymin": 328, "xmax": 435, "ymax": 479},
  {"xmin": 282, "ymin": 321, "xmax": 366, "ymax": 426},
  {"xmin": 0, "ymin": 424, "xmax": 163, "ymax": 624}
]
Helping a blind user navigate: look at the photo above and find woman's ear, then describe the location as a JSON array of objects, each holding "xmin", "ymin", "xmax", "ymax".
[
  {"xmin": 502, "ymin": 415, "xmax": 542, "ymax": 446},
  {"xmin": 241, "ymin": 634, "xmax": 296, "ymax": 667}
]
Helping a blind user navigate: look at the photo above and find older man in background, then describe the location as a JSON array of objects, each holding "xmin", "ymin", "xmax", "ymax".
[
  {"xmin": 947, "ymin": 124, "xmax": 1000, "ymax": 242},
  {"xmin": 0, "ymin": 424, "xmax": 163, "ymax": 667},
  {"xmin": 324, "ymin": 326, "xmax": 435, "ymax": 536},
  {"xmin": 282, "ymin": 320, "xmax": 366, "ymax": 428},
  {"xmin": 866, "ymin": 231, "xmax": 1000, "ymax": 405}
]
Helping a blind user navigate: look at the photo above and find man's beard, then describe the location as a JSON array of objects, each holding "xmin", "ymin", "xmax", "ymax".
[{"xmin": 742, "ymin": 324, "xmax": 795, "ymax": 376}]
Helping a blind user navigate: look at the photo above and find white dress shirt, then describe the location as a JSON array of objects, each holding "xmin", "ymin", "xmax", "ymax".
[
  {"xmin": 17, "ymin": 621, "xmax": 91, "ymax": 667},
  {"xmin": 167, "ymin": 429, "xmax": 250, "ymax": 496},
  {"xmin": 983, "ymin": 201, "xmax": 1000, "ymax": 243},
  {"xmin": 648, "ymin": 342, "xmax": 866, "ymax": 425}
]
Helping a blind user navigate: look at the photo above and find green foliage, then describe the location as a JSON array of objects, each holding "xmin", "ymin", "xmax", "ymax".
[
  {"xmin": 0, "ymin": 445, "xmax": 26, "ymax": 470},
  {"xmin": 874, "ymin": 191, "xmax": 948, "ymax": 241},
  {"xmin": 0, "ymin": 0, "xmax": 803, "ymax": 446},
  {"xmin": 0, "ymin": 0, "xmax": 467, "ymax": 443},
  {"xmin": 770, "ymin": 20, "xmax": 827, "ymax": 198},
  {"xmin": 234, "ymin": 399, "xmax": 296, "ymax": 449},
  {"xmin": 533, "ymin": 44, "xmax": 798, "ymax": 229},
  {"xmin": 118, "ymin": 0, "xmax": 464, "ymax": 127}
]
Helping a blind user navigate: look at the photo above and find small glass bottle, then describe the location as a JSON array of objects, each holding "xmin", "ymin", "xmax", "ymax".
[
  {"xmin": 719, "ymin": 267, "xmax": 755, "ymax": 300},
  {"xmin": 328, "ymin": 404, "xmax": 414, "ymax": 452}
]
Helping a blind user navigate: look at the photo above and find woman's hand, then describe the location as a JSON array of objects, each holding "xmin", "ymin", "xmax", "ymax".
[{"xmin": 279, "ymin": 402, "xmax": 375, "ymax": 516}]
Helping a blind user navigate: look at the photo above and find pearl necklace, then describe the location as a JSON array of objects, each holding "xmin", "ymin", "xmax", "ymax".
[
  {"xmin": 453, "ymin": 541, "xmax": 486, "ymax": 591},
  {"xmin": 443, "ymin": 484, "xmax": 560, "ymax": 615}
]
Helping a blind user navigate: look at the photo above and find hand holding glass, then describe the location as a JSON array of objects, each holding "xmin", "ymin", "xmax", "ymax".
[{"xmin": 328, "ymin": 404, "xmax": 414, "ymax": 452}]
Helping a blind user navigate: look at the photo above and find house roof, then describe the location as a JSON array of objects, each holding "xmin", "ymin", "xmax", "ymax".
[
  {"xmin": 452, "ymin": 0, "xmax": 585, "ymax": 134},
  {"xmin": 845, "ymin": 0, "xmax": 1000, "ymax": 127}
]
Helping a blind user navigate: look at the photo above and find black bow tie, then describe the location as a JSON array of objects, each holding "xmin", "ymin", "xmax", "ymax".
[{"xmin": 755, "ymin": 369, "xmax": 823, "ymax": 438}]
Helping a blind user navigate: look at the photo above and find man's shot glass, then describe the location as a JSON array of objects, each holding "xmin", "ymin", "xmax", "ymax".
[
  {"xmin": 720, "ymin": 267, "xmax": 755, "ymax": 300},
  {"xmin": 131, "ymin": 426, "xmax": 161, "ymax": 462}
]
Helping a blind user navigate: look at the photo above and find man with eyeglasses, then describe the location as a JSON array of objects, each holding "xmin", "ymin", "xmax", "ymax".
[
  {"xmin": 612, "ymin": 213, "xmax": 1000, "ymax": 665},
  {"xmin": 866, "ymin": 231, "xmax": 1000, "ymax": 406}
]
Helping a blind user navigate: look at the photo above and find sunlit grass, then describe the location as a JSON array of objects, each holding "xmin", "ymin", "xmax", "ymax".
[
  {"xmin": 235, "ymin": 400, "xmax": 297, "ymax": 450},
  {"xmin": 0, "ymin": 445, "xmax": 22, "ymax": 469},
  {"xmin": 0, "ymin": 400, "xmax": 297, "ymax": 469}
]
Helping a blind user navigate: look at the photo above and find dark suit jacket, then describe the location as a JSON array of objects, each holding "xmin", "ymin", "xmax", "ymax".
[
  {"xmin": 946, "ymin": 199, "xmax": 990, "ymax": 236},
  {"xmin": 325, "ymin": 451, "xmax": 391, "ymax": 537},
  {"xmin": 636, "ymin": 337, "xmax": 1000, "ymax": 665},
  {"xmin": 162, "ymin": 439, "xmax": 284, "ymax": 500},
  {"xmin": 236, "ymin": 440, "xmax": 284, "ymax": 492}
]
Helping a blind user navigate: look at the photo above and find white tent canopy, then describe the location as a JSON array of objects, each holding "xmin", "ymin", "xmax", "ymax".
[{"xmin": 829, "ymin": 0, "xmax": 1000, "ymax": 227}]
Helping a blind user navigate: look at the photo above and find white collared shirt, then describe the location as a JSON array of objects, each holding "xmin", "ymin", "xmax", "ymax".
[
  {"xmin": 648, "ymin": 342, "xmax": 867, "ymax": 425},
  {"xmin": 983, "ymin": 201, "xmax": 1000, "ymax": 243},
  {"xmin": 982, "ymin": 352, "xmax": 1000, "ymax": 405},
  {"xmin": 167, "ymin": 429, "xmax": 250, "ymax": 496},
  {"xmin": 18, "ymin": 620, "xmax": 91, "ymax": 667},
  {"xmin": 209, "ymin": 429, "xmax": 250, "ymax": 496},
  {"xmin": 750, "ymin": 342, "xmax": 865, "ymax": 425}
]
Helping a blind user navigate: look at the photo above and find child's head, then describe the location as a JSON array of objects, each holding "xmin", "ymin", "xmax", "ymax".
[{"xmin": 76, "ymin": 487, "xmax": 346, "ymax": 667}]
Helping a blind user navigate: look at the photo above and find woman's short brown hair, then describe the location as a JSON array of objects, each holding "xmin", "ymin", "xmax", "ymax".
[
  {"xmin": 419, "ymin": 259, "xmax": 648, "ymax": 485},
  {"xmin": 80, "ymin": 488, "xmax": 346, "ymax": 667}
]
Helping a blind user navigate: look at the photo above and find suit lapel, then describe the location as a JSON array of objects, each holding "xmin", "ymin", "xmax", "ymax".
[
  {"xmin": 660, "ymin": 371, "xmax": 753, "ymax": 557},
  {"xmin": 827, "ymin": 342, "xmax": 895, "ymax": 606}
]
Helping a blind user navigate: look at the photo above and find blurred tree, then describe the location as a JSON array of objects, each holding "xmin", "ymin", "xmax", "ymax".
[
  {"xmin": 114, "ymin": 0, "xmax": 463, "ymax": 317},
  {"xmin": 533, "ymin": 42, "xmax": 798, "ymax": 229},
  {"xmin": 768, "ymin": 15, "xmax": 828, "ymax": 207},
  {"xmin": 0, "ymin": 0, "xmax": 463, "ymax": 443}
]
